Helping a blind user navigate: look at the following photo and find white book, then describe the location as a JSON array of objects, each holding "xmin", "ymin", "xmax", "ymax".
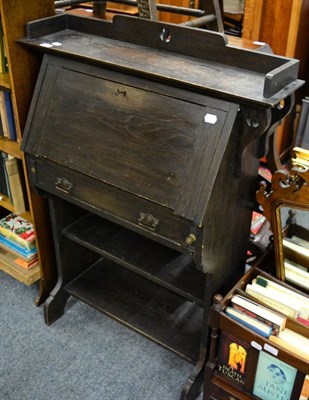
[
  {"xmin": 283, "ymin": 237, "xmax": 309, "ymax": 258},
  {"xmin": 253, "ymin": 276, "xmax": 309, "ymax": 319},
  {"xmin": 245, "ymin": 283, "xmax": 300, "ymax": 319},
  {"xmin": 231, "ymin": 294, "xmax": 286, "ymax": 330},
  {"xmin": 225, "ymin": 306, "xmax": 272, "ymax": 338},
  {"xmin": 284, "ymin": 261, "xmax": 309, "ymax": 291},
  {"xmin": 278, "ymin": 328, "xmax": 309, "ymax": 356}
]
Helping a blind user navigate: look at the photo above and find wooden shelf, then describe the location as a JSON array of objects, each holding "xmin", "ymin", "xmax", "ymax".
[
  {"xmin": 0, "ymin": 136, "xmax": 21, "ymax": 159},
  {"xmin": 65, "ymin": 258, "xmax": 203, "ymax": 363},
  {"xmin": 0, "ymin": 72, "xmax": 10, "ymax": 90},
  {"xmin": 20, "ymin": 13, "xmax": 303, "ymax": 105},
  {"xmin": 0, "ymin": 193, "xmax": 14, "ymax": 212},
  {"xmin": 0, "ymin": 247, "xmax": 40, "ymax": 286},
  {"xmin": 0, "ymin": 0, "xmax": 56, "ymax": 300},
  {"xmin": 63, "ymin": 213, "xmax": 205, "ymax": 305},
  {"xmin": 204, "ymin": 267, "xmax": 308, "ymax": 399}
]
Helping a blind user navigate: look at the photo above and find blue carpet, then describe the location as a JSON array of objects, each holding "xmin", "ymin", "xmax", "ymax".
[{"xmin": 0, "ymin": 271, "xmax": 201, "ymax": 400}]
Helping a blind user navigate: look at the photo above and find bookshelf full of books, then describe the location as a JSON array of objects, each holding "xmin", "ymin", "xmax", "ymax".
[
  {"xmin": 0, "ymin": 1, "xmax": 56, "ymax": 301},
  {"xmin": 204, "ymin": 266, "xmax": 309, "ymax": 400}
]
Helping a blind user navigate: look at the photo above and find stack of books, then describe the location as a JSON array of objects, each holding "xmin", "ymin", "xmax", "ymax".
[
  {"xmin": 225, "ymin": 275, "xmax": 309, "ymax": 360},
  {"xmin": 0, "ymin": 213, "xmax": 38, "ymax": 270}
]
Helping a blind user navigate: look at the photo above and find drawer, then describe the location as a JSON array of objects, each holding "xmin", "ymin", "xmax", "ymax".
[{"xmin": 29, "ymin": 157, "xmax": 201, "ymax": 254}]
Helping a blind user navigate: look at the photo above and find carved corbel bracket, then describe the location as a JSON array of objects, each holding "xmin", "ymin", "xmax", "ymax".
[{"xmin": 240, "ymin": 105, "xmax": 272, "ymax": 154}]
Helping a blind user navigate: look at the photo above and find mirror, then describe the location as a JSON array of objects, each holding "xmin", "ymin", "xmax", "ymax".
[{"xmin": 256, "ymin": 165, "xmax": 309, "ymax": 293}]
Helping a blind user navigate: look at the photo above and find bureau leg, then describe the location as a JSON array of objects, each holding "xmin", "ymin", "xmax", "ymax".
[
  {"xmin": 180, "ymin": 275, "xmax": 213, "ymax": 400},
  {"xmin": 180, "ymin": 347, "xmax": 207, "ymax": 400},
  {"xmin": 44, "ymin": 287, "xmax": 70, "ymax": 325}
]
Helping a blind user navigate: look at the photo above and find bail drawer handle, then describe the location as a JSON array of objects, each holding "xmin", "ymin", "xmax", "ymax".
[
  {"xmin": 55, "ymin": 177, "xmax": 73, "ymax": 194},
  {"xmin": 138, "ymin": 212, "xmax": 159, "ymax": 231}
]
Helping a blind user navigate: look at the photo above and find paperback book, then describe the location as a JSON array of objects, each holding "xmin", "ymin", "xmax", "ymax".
[
  {"xmin": 253, "ymin": 351, "xmax": 297, "ymax": 400},
  {"xmin": 0, "ymin": 246, "xmax": 38, "ymax": 270},
  {"xmin": 253, "ymin": 275, "xmax": 309, "ymax": 320},
  {"xmin": 0, "ymin": 234, "xmax": 37, "ymax": 261},
  {"xmin": 3, "ymin": 158, "xmax": 26, "ymax": 214},
  {"xmin": 245, "ymin": 276, "xmax": 308, "ymax": 320},
  {"xmin": 269, "ymin": 328, "xmax": 309, "ymax": 360},
  {"xmin": 225, "ymin": 306, "xmax": 272, "ymax": 338},
  {"xmin": 231, "ymin": 294, "xmax": 286, "ymax": 336},
  {"xmin": 3, "ymin": 91, "xmax": 17, "ymax": 141},
  {"xmin": 216, "ymin": 331, "xmax": 250, "ymax": 386},
  {"xmin": 0, "ymin": 213, "xmax": 36, "ymax": 250}
]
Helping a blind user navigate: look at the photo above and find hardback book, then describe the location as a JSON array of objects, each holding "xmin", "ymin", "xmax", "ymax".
[
  {"xmin": 14, "ymin": 256, "xmax": 39, "ymax": 270},
  {"xmin": 277, "ymin": 329, "xmax": 309, "ymax": 355},
  {"xmin": 0, "ymin": 151, "xmax": 10, "ymax": 198},
  {"xmin": 4, "ymin": 157, "xmax": 26, "ymax": 214},
  {"xmin": 3, "ymin": 91, "xmax": 17, "ymax": 141},
  {"xmin": 253, "ymin": 351, "xmax": 297, "ymax": 400},
  {"xmin": 0, "ymin": 90, "xmax": 9, "ymax": 137},
  {"xmin": 231, "ymin": 294, "xmax": 286, "ymax": 336},
  {"xmin": 296, "ymin": 316, "xmax": 309, "ymax": 327},
  {"xmin": 225, "ymin": 306, "xmax": 272, "ymax": 338},
  {"xmin": 245, "ymin": 283, "xmax": 300, "ymax": 319},
  {"xmin": 0, "ymin": 246, "xmax": 38, "ymax": 270},
  {"xmin": 0, "ymin": 234, "xmax": 37, "ymax": 260},
  {"xmin": 0, "ymin": 22, "xmax": 6, "ymax": 74},
  {"xmin": 258, "ymin": 164, "xmax": 272, "ymax": 183},
  {"xmin": 216, "ymin": 331, "xmax": 250, "ymax": 386},
  {"xmin": 251, "ymin": 211, "xmax": 266, "ymax": 235},
  {"xmin": 254, "ymin": 275, "xmax": 309, "ymax": 319},
  {"xmin": 269, "ymin": 335, "xmax": 309, "ymax": 360},
  {"xmin": 283, "ymin": 237, "xmax": 309, "ymax": 258},
  {"xmin": 284, "ymin": 260, "xmax": 309, "ymax": 292},
  {"xmin": 0, "ymin": 213, "xmax": 35, "ymax": 250}
]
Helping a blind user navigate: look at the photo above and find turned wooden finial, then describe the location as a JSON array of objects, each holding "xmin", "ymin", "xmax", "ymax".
[{"xmin": 213, "ymin": 293, "xmax": 224, "ymax": 307}]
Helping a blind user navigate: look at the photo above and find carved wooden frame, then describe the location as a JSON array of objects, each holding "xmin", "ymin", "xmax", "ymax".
[{"xmin": 256, "ymin": 165, "xmax": 309, "ymax": 281}]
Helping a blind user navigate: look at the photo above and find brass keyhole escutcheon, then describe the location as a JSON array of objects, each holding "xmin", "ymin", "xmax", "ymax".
[
  {"xmin": 185, "ymin": 233, "xmax": 196, "ymax": 245},
  {"xmin": 115, "ymin": 89, "xmax": 127, "ymax": 97},
  {"xmin": 160, "ymin": 27, "xmax": 171, "ymax": 43}
]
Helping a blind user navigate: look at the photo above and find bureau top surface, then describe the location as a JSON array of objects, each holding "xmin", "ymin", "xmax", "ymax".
[{"xmin": 18, "ymin": 13, "xmax": 303, "ymax": 107}]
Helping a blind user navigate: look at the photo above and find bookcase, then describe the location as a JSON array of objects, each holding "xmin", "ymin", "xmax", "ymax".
[
  {"xmin": 0, "ymin": 0, "xmax": 56, "ymax": 303},
  {"xmin": 204, "ymin": 265, "xmax": 309, "ymax": 400}
]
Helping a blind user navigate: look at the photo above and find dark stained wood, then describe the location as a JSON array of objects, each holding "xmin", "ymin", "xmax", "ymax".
[
  {"xmin": 65, "ymin": 258, "xmax": 203, "ymax": 363},
  {"xmin": 242, "ymin": 0, "xmax": 309, "ymax": 159},
  {"xmin": 28, "ymin": 157, "xmax": 196, "ymax": 253},
  {"xmin": 204, "ymin": 266, "xmax": 309, "ymax": 399},
  {"xmin": 19, "ymin": 15, "xmax": 303, "ymax": 400},
  {"xmin": 63, "ymin": 213, "xmax": 205, "ymax": 304},
  {"xmin": 19, "ymin": 14, "xmax": 304, "ymax": 105}
]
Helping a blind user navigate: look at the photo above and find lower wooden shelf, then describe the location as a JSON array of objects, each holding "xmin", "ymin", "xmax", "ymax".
[
  {"xmin": 0, "ymin": 247, "xmax": 40, "ymax": 286},
  {"xmin": 63, "ymin": 213, "xmax": 205, "ymax": 305},
  {"xmin": 0, "ymin": 193, "xmax": 14, "ymax": 212},
  {"xmin": 65, "ymin": 258, "xmax": 203, "ymax": 363}
]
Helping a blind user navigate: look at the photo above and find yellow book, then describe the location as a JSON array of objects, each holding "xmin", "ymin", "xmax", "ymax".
[
  {"xmin": 269, "ymin": 334, "xmax": 309, "ymax": 360},
  {"xmin": 5, "ymin": 157, "xmax": 26, "ymax": 214},
  {"xmin": 0, "ymin": 91, "xmax": 9, "ymax": 137},
  {"xmin": 253, "ymin": 276, "xmax": 309, "ymax": 319},
  {"xmin": 245, "ymin": 283, "xmax": 299, "ymax": 319}
]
